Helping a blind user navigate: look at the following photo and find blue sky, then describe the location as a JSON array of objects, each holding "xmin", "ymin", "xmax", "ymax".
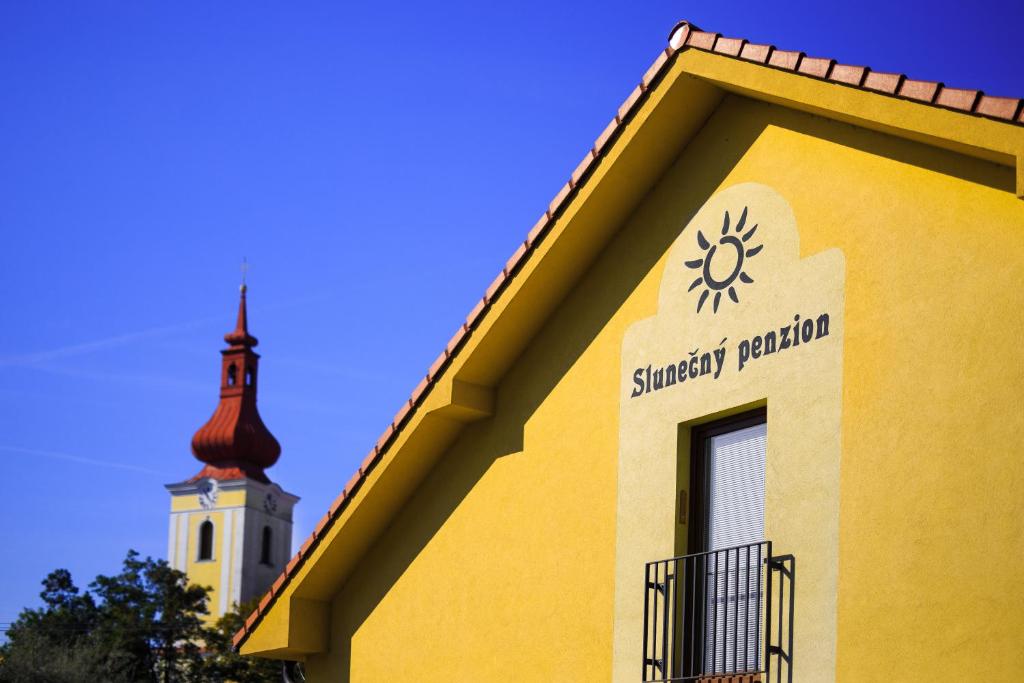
[{"xmin": 1, "ymin": 0, "xmax": 1021, "ymax": 623}]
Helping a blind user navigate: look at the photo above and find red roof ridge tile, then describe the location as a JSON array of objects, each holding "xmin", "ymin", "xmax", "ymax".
[
  {"xmin": 669, "ymin": 20, "xmax": 1023, "ymax": 123},
  {"xmin": 233, "ymin": 18, "xmax": 1024, "ymax": 652}
]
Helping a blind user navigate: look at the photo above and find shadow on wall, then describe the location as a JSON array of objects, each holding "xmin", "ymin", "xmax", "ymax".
[{"xmin": 310, "ymin": 93, "xmax": 1014, "ymax": 680}]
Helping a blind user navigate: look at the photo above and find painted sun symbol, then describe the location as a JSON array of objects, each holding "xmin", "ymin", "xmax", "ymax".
[{"xmin": 685, "ymin": 206, "xmax": 763, "ymax": 313}]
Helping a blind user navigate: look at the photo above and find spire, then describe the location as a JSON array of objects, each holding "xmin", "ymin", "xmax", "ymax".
[
  {"xmin": 190, "ymin": 283, "xmax": 280, "ymax": 484},
  {"xmin": 224, "ymin": 284, "xmax": 258, "ymax": 348}
]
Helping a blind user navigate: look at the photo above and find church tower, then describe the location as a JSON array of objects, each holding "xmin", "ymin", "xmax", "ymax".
[{"xmin": 165, "ymin": 284, "xmax": 299, "ymax": 621}]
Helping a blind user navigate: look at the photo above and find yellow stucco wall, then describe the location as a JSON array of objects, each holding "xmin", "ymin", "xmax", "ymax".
[
  {"xmin": 612, "ymin": 181, "xmax": 846, "ymax": 681},
  {"xmin": 170, "ymin": 489, "xmax": 246, "ymax": 512},
  {"xmin": 301, "ymin": 91, "xmax": 1022, "ymax": 681},
  {"xmin": 170, "ymin": 489, "xmax": 247, "ymax": 622},
  {"xmin": 184, "ymin": 509, "xmax": 224, "ymax": 615}
]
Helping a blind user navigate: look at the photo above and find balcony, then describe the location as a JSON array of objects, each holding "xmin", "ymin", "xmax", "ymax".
[{"xmin": 641, "ymin": 541, "xmax": 794, "ymax": 682}]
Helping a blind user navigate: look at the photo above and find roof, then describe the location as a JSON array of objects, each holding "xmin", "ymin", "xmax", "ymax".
[
  {"xmin": 668, "ymin": 21, "xmax": 1023, "ymax": 124},
  {"xmin": 232, "ymin": 19, "xmax": 1024, "ymax": 652},
  {"xmin": 191, "ymin": 285, "xmax": 282, "ymax": 482}
]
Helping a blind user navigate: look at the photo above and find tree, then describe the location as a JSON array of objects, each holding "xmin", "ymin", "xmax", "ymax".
[
  {"xmin": 0, "ymin": 551, "xmax": 213, "ymax": 683},
  {"xmin": 0, "ymin": 569, "xmax": 102, "ymax": 683},
  {"xmin": 199, "ymin": 599, "xmax": 281, "ymax": 682},
  {"xmin": 89, "ymin": 550, "xmax": 209, "ymax": 682}
]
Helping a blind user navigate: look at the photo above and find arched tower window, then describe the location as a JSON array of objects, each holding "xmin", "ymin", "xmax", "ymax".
[
  {"xmin": 245, "ymin": 368, "xmax": 254, "ymax": 386},
  {"xmin": 227, "ymin": 364, "xmax": 237, "ymax": 386},
  {"xmin": 198, "ymin": 520, "xmax": 214, "ymax": 561},
  {"xmin": 260, "ymin": 525, "xmax": 272, "ymax": 565}
]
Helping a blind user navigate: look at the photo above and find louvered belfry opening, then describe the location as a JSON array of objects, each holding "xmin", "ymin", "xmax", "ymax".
[{"xmin": 642, "ymin": 410, "xmax": 794, "ymax": 682}]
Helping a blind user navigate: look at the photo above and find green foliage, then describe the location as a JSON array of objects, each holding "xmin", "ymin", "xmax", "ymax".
[
  {"xmin": 199, "ymin": 599, "xmax": 281, "ymax": 682},
  {"xmin": 0, "ymin": 568, "xmax": 102, "ymax": 683},
  {"xmin": 0, "ymin": 552, "xmax": 280, "ymax": 683}
]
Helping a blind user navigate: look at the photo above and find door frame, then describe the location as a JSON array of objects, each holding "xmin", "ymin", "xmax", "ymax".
[
  {"xmin": 681, "ymin": 407, "xmax": 768, "ymax": 677},
  {"xmin": 687, "ymin": 407, "xmax": 768, "ymax": 555}
]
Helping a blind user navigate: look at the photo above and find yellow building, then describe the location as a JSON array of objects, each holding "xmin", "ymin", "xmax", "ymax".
[
  {"xmin": 234, "ymin": 20, "xmax": 1024, "ymax": 682},
  {"xmin": 166, "ymin": 285, "xmax": 298, "ymax": 622}
]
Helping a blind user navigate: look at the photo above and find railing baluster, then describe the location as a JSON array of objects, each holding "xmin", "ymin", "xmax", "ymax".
[
  {"xmin": 688, "ymin": 552, "xmax": 697, "ymax": 680},
  {"xmin": 655, "ymin": 562, "xmax": 663, "ymax": 678},
  {"xmin": 641, "ymin": 541, "xmax": 792, "ymax": 683},
  {"xmin": 714, "ymin": 550, "xmax": 721, "ymax": 674},
  {"xmin": 701, "ymin": 552, "xmax": 708, "ymax": 677},
  {"xmin": 642, "ymin": 562, "xmax": 651, "ymax": 679},
  {"xmin": 755, "ymin": 543, "xmax": 763, "ymax": 673},
  {"xmin": 731, "ymin": 546, "xmax": 738, "ymax": 674},
  {"xmin": 788, "ymin": 556, "xmax": 795, "ymax": 683},
  {"xmin": 670, "ymin": 560, "xmax": 676, "ymax": 678},
  {"xmin": 774, "ymin": 557, "xmax": 782, "ymax": 683},
  {"xmin": 665, "ymin": 560, "xmax": 671, "ymax": 678},
  {"xmin": 765, "ymin": 540, "xmax": 770, "ymax": 679},
  {"xmin": 742, "ymin": 543, "xmax": 749, "ymax": 672}
]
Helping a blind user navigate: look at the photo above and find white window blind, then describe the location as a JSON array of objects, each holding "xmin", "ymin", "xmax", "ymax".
[
  {"xmin": 708, "ymin": 422, "xmax": 766, "ymax": 551},
  {"xmin": 705, "ymin": 422, "xmax": 766, "ymax": 674}
]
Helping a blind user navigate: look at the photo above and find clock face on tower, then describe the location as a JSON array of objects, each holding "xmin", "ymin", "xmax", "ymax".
[
  {"xmin": 263, "ymin": 492, "xmax": 278, "ymax": 514},
  {"xmin": 198, "ymin": 479, "xmax": 219, "ymax": 510}
]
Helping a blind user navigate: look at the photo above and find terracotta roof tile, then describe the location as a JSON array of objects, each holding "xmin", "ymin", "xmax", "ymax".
[
  {"xmin": 374, "ymin": 425, "xmax": 394, "ymax": 454},
  {"xmin": 687, "ymin": 30, "xmax": 719, "ymax": 50},
  {"xmin": 975, "ymin": 95, "xmax": 1021, "ymax": 121},
  {"xmin": 258, "ymin": 591, "xmax": 272, "ymax": 614},
  {"xmin": 526, "ymin": 212, "xmax": 550, "ymax": 246},
  {"xmin": 899, "ymin": 78, "xmax": 941, "ymax": 103},
  {"xmin": 328, "ymin": 489, "xmax": 348, "ymax": 517},
  {"xmin": 672, "ymin": 19, "xmax": 1021, "ymax": 125},
  {"xmin": 642, "ymin": 49, "xmax": 670, "ymax": 88},
  {"xmin": 829, "ymin": 64, "xmax": 867, "ymax": 86},
  {"xmin": 235, "ymin": 17, "xmax": 1024, "ymax": 652},
  {"xmin": 446, "ymin": 324, "xmax": 468, "ymax": 356},
  {"xmin": 668, "ymin": 21, "xmax": 694, "ymax": 50},
  {"xmin": 465, "ymin": 299, "xmax": 486, "ymax": 327},
  {"xmin": 393, "ymin": 400, "xmax": 412, "ymax": 429},
  {"xmin": 617, "ymin": 84, "xmax": 644, "ymax": 122},
  {"xmin": 484, "ymin": 271, "xmax": 506, "ymax": 304},
  {"xmin": 547, "ymin": 181, "xmax": 573, "ymax": 216},
  {"xmin": 593, "ymin": 118, "xmax": 619, "ymax": 156},
  {"xmin": 505, "ymin": 241, "xmax": 529, "ymax": 275},
  {"xmin": 935, "ymin": 87, "xmax": 980, "ymax": 112},
  {"xmin": 767, "ymin": 49, "xmax": 803, "ymax": 70},
  {"xmin": 570, "ymin": 150, "xmax": 597, "ymax": 188},
  {"xmin": 313, "ymin": 512, "xmax": 331, "ymax": 539},
  {"xmin": 410, "ymin": 374, "xmax": 431, "ymax": 403},
  {"xmin": 798, "ymin": 56, "xmax": 834, "ymax": 78},
  {"xmin": 344, "ymin": 471, "xmax": 362, "ymax": 500},
  {"xmin": 359, "ymin": 448, "xmax": 378, "ymax": 477},
  {"xmin": 739, "ymin": 43, "xmax": 773, "ymax": 64},
  {"xmin": 427, "ymin": 351, "xmax": 448, "ymax": 380},
  {"xmin": 232, "ymin": 627, "xmax": 247, "ymax": 649},
  {"xmin": 862, "ymin": 71, "xmax": 904, "ymax": 94},
  {"xmin": 713, "ymin": 36, "xmax": 745, "ymax": 57}
]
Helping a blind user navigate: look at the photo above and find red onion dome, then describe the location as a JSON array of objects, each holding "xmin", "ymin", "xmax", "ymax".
[{"xmin": 190, "ymin": 285, "xmax": 281, "ymax": 481}]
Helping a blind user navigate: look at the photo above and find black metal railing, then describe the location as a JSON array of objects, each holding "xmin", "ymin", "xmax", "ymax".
[{"xmin": 642, "ymin": 541, "xmax": 794, "ymax": 682}]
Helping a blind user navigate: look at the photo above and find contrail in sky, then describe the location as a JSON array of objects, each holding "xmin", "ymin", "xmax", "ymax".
[
  {"xmin": 0, "ymin": 290, "xmax": 340, "ymax": 369},
  {"xmin": 0, "ymin": 445, "xmax": 170, "ymax": 476},
  {"xmin": 0, "ymin": 318, "xmax": 216, "ymax": 368}
]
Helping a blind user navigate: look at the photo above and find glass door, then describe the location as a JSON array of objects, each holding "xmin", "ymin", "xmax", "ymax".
[{"xmin": 685, "ymin": 409, "xmax": 767, "ymax": 678}]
